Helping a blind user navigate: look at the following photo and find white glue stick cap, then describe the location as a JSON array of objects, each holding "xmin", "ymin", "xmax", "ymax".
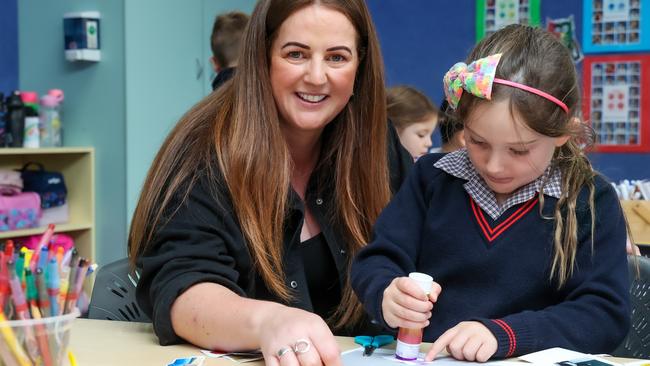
[{"xmin": 409, "ymin": 272, "xmax": 433, "ymax": 295}]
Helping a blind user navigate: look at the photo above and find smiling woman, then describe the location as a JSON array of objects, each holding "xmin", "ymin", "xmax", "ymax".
[{"xmin": 127, "ymin": 0, "xmax": 412, "ymax": 365}]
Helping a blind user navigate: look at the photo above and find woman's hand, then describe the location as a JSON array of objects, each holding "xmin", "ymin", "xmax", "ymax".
[
  {"xmin": 257, "ymin": 304, "xmax": 342, "ymax": 366},
  {"xmin": 425, "ymin": 321, "xmax": 497, "ymax": 362},
  {"xmin": 381, "ymin": 277, "xmax": 441, "ymax": 329}
]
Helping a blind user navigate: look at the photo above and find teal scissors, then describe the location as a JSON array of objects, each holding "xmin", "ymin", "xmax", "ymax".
[{"xmin": 354, "ymin": 335, "xmax": 394, "ymax": 356}]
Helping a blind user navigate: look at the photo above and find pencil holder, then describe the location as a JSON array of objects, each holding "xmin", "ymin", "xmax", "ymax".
[{"xmin": 0, "ymin": 308, "xmax": 79, "ymax": 366}]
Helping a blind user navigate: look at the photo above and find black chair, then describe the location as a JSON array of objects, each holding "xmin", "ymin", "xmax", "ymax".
[
  {"xmin": 612, "ymin": 255, "xmax": 650, "ymax": 359},
  {"xmin": 87, "ymin": 258, "xmax": 150, "ymax": 322}
]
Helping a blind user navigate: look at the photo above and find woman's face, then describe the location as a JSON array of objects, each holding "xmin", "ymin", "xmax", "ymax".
[{"xmin": 270, "ymin": 4, "xmax": 359, "ymax": 138}]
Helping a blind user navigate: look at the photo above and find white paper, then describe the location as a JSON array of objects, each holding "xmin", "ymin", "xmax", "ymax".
[
  {"xmin": 341, "ymin": 347, "xmax": 512, "ymax": 366},
  {"xmin": 518, "ymin": 348, "xmax": 623, "ymax": 366}
]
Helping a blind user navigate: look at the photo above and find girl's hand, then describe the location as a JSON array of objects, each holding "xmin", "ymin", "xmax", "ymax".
[
  {"xmin": 425, "ymin": 321, "xmax": 497, "ymax": 362},
  {"xmin": 258, "ymin": 305, "xmax": 342, "ymax": 366},
  {"xmin": 381, "ymin": 276, "xmax": 441, "ymax": 329}
]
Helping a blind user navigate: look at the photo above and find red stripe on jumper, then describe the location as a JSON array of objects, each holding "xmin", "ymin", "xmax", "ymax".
[
  {"xmin": 470, "ymin": 197, "xmax": 538, "ymax": 242},
  {"xmin": 470, "ymin": 197, "xmax": 493, "ymax": 241},
  {"xmin": 491, "ymin": 319, "xmax": 516, "ymax": 357}
]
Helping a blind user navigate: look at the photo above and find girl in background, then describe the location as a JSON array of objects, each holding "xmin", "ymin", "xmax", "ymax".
[
  {"xmin": 352, "ymin": 24, "xmax": 630, "ymax": 361},
  {"xmin": 387, "ymin": 86, "xmax": 439, "ymax": 159}
]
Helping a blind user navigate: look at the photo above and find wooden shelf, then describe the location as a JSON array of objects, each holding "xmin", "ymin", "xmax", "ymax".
[
  {"xmin": 0, "ymin": 147, "xmax": 95, "ymax": 262},
  {"xmin": 622, "ymin": 200, "xmax": 650, "ymax": 246},
  {"xmin": 0, "ymin": 222, "xmax": 93, "ymax": 239}
]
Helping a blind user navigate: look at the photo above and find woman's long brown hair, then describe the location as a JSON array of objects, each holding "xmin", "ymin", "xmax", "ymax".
[
  {"xmin": 456, "ymin": 25, "xmax": 596, "ymax": 287},
  {"xmin": 129, "ymin": 0, "xmax": 390, "ymax": 330}
]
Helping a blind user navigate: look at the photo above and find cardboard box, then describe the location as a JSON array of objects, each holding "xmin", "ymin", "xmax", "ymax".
[{"xmin": 621, "ymin": 200, "xmax": 650, "ymax": 245}]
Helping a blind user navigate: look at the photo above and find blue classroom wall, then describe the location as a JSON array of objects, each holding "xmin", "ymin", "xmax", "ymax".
[
  {"xmin": 18, "ymin": 0, "xmax": 127, "ymax": 265},
  {"xmin": 367, "ymin": 0, "xmax": 649, "ymax": 182},
  {"xmin": 0, "ymin": 0, "xmax": 18, "ymax": 95}
]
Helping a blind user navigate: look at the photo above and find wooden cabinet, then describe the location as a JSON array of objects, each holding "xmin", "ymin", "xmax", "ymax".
[
  {"xmin": 0, "ymin": 147, "xmax": 94, "ymax": 262},
  {"xmin": 622, "ymin": 200, "xmax": 650, "ymax": 246}
]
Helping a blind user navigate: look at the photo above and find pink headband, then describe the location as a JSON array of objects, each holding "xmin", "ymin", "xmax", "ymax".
[{"xmin": 443, "ymin": 53, "xmax": 569, "ymax": 114}]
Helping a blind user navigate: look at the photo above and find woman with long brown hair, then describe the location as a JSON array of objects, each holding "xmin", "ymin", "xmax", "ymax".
[{"xmin": 128, "ymin": 0, "xmax": 411, "ymax": 364}]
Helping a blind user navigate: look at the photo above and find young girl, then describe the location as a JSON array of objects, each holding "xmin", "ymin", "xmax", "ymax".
[
  {"xmin": 351, "ymin": 24, "xmax": 630, "ymax": 362},
  {"xmin": 387, "ymin": 86, "xmax": 439, "ymax": 159}
]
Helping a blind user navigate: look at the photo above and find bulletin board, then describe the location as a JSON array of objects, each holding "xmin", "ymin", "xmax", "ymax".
[
  {"xmin": 582, "ymin": 54, "xmax": 650, "ymax": 152},
  {"xmin": 582, "ymin": 0, "xmax": 650, "ymax": 53},
  {"xmin": 475, "ymin": 0, "xmax": 541, "ymax": 41}
]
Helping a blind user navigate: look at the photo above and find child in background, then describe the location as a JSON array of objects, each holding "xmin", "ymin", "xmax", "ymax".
[
  {"xmin": 351, "ymin": 25, "xmax": 630, "ymax": 361},
  {"xmin": 387, "ymin": 86, "xmax": 439, "ymax": 159},
  {"xmin": 209, "ymin": 11, "xmax": 249, "ymax": 90},
  {"xmin": 438, "ymin": 100, "xmax": 465, "ymax": 153}
]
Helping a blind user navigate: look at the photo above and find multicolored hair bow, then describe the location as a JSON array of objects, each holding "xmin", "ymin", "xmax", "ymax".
[{"xmin": 443, "ymin": 53, "xmax": 569, "ymax": 113}]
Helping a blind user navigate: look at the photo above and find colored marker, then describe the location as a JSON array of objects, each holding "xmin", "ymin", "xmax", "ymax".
[
  {"xmin": 0, "ymin": 253, "xmax": 8, "ymax": 310},
  {"xmin": 14, "ymin": 252, "xmax": 25, "ymax": 283},
  {"xmin": 37, "ymin": 247, "xmax": 48, "ymax": 271},
  {"xmin": 0, "ymin": 312, "xmax": 32, "ymax": 366},
  {"xmin": 8, "ymin": 270, "xmax": 41, "ymax": 365},
  {"xmin": 46, "ymin": 258, "xmax": 60, "ymax": 316},
  {"xmin": 35, "ymin": 268, "xmax": 51, "ymax": 318},
  {"xmin": 30, "ymin": 224, "xmax": 55, "ymax": 272},
  {"xmin": 3, "ymin": 240, "xmax": 14, "ymax": 259},
  {"xmin": 65, "ymin": 259, "xmax": 87, "ymax": 315},
  {"xmin": 62, "ymin": 251, "xmax": 79, "ymax": 315}
]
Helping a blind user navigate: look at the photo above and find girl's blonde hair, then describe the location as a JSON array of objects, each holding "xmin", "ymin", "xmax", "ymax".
[
  {"xmin": 129, "ymin": 0, "xmax": 391, "ymax": 330},
  {"xmin": 456, "ymin": 25, "xmax": 596, "ymax": 287}
]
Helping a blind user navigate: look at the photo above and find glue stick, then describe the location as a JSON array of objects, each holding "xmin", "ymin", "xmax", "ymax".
[{"xmin": 395, "ymin": 272, "xmax": 433, "ymax": 361}]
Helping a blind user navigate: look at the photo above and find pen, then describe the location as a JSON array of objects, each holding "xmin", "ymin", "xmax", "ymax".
[
  {"xmin": 46, "ymin": 258, "xmax": 60, "ymax": 316},
  {"xmin": 29, "ymin": 224, "xmax": 55, "ymax": 272},
  {"xmin": 4, "ymin": 240, "xmax": 14, "ymax": 260},
  {"xmin": 0, "ymin": 312, "xmax": 32, "ymax": 366},
  {"xmin": 0, "ymin": 253, "xmax": 8, "ymax": 310},
  {"xmin": 68, "ymin": 350, "xmax": 78, "ymax": 366},
  {"xmin": 0, "ymin": 332, "xmax": 21, "ymax": 366},
  {"xmin": 65, "ymin": 259, "xmax": 88, "ymax": 314},
  {"xmin": 62, "ymin": 251, "xmax": 78, "ymax": 315},
  {"xmin": 28, "ymin": 300, "xmax": 53, "ymax": 366},
  {"xmin": 15, "ymin": 252, "xmax": 25, "ymax": 284},
  {"xmin": 35, "ymin": 268, "xmax": 51, "ymax": 318},
  {"xmin": 8, "ymin": 269, "xmax": 41, "ymax": 365},
  {"xmin": 37, "ymin": 247, "xmax": 48, "ymax": 272},
  {"xmin": 54, "ymin": 246, "xmax": 63, "ymax": 273}
]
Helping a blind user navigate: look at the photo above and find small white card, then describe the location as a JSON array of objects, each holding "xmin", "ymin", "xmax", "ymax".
[{"xmin": 519, "ymin": 348, "xmax": 621, "ymax": 366}]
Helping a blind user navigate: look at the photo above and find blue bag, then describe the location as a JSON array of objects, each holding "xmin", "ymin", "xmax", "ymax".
[{"xmin": 18, "ymin": 162, "xmax": 67, "ymax": 209}]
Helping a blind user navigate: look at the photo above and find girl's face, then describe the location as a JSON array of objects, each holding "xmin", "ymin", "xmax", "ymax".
[
  {"xmin": 397, "ymin": 116, "xmax": 437, "ymax": 159},
  {"xmin": 464, "ymin": 99, "xmax": 569, "ymax": 203},
  {"xmin": 269, "ymin": 4, "xmax": 359, "ymax": 139}
]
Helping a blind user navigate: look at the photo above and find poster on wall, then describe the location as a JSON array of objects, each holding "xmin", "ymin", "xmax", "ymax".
[
  {"xmin": 476, "ymin": 0, "xmax": 541, "ymax": 41},
  {"xmin": 547, "ymin": 16, "xmax": 584, "ymax": 64},
  {"xmin": 583, "ymin": 54, "xmax": 650, "ymax": 152},
  {"xmin": 583, "ymin": 0, "xmax": 649, "ymax": 53}
]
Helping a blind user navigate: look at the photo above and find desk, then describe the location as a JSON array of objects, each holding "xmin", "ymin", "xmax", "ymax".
[
  {"xmin": 70, "ymin": 319, "xmax": 358, "ymax": 365},
  {"xmin": 69, "ymin": 319, "xmax": 641, "ymax": 366}
]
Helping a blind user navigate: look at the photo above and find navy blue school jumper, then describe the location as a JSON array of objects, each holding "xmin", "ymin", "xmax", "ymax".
[{"xmin": 351, "ymin": 150, "xmax": 630, "ymax": 359}]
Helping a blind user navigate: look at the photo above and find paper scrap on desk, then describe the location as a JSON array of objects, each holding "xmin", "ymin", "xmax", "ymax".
[
  {"xmin": 341, "ymin": 347, "xmax": 511, "ymax": 366},
  {"xmin": 519, "ymin": 348, "xmax": 621, "ymax": 366},
  {"xmin": 166, "ymin": 356, "xmax": 205, "ymax": 366},
  {"xmin": 201, "ymin": 349, "xmax": 264, "ymax": 363}
]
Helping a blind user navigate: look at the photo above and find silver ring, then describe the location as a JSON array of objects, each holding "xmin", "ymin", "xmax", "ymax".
[
  {"xmin": 293, "ymin": 338, "xmax": 311, "ymax": 354},
  {"xmin": 277, "ymin": 346, "xmax": 294, "ymax": 358}
]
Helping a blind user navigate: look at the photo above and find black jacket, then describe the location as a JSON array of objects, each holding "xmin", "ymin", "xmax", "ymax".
[
  {"xmin": 135, "ymin": 123, "xmax": 412, "ymax": 345},
  {"xmin": 211, "ymin": 67, "xmax": 235, "ymax": 90}
]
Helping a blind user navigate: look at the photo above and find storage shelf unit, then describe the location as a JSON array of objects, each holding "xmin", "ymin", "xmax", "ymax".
[{"xmin": 0, "ymin": 147, "xmax": 95, "ymax": 262}]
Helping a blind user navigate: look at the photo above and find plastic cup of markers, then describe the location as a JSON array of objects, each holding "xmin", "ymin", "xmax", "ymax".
[{"xmin": 0, "ymin": 308, "xmax": 80, "ymax": 366}]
